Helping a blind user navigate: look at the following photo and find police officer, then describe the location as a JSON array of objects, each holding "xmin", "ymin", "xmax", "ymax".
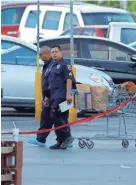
[
  {"xmin": 28, "ymin": 46, "xmax": 54, "ymax": 147},
  {"xmin": 49, "ymin": 45, "xmax": 75, "ymax": 149}
]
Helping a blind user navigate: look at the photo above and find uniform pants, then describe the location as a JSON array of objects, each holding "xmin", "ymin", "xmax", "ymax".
[
  {"xmin": 50, "ymin": 98, "xmax": 71, "ymax": 143},
  {"xmin": 37, "ymin": 105, "xmax": 53, "ymax": 143}
]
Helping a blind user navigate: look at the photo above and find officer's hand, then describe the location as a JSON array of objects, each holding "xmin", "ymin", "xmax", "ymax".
[
  {"xmin": 66, "ymin": 94, "xmax": 72, "ymax": 104},
  {"xmin": 43, "ymin": 97, "xmax": 49, "ymax": 107}
]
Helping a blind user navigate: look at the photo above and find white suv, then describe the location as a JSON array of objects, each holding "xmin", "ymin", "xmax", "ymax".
[{"xmin": 18, "ymin": 4, "xmax": 135, "ymax": 42}]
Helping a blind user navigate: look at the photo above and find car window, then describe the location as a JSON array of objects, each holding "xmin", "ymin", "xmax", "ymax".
[
  {"xmin": 25, "ymin": 10, "xmax": 41, "ymax": 28},
  {"xmin": 81, "ymin": 39, "xmax": 129, "ymax": 61},
  {"xmin": 61, "ymin": 28, "xmax": 108, "ymax": 37},
  {"xmin": 1, "ymin": 45, "xmax": 36, "ymax": 65},
  {"xmin": 1, "ymin": 41, "xmax": 16, "ymax": 50},
  {"xmin": 82, "ymin": 13, "xmax": 135, "ymax": 25},
  {"xmin": 121, "ymin": 28, "xmax": 136, "ymax": 44},
  {"xmin": 63, "ymin": 13, "xmax": 79, "ymax": 31},
  {"xmin": 1, "ymin": 7, "xmax": 26, "ymax": 25},
  {"xmin": 102, "ymin": 28, "xmax": 108, "ymax": 37},
  {"xmin": 82, "ymin": 28, "xmax": 96, "ymax": 36},
  {"xmin": 39, "ymin": 39, "xmax": 78, "ymax": 57},
  {"xmin": 42, "ymin": 11, "xmax": 61, "ymax": 30}
]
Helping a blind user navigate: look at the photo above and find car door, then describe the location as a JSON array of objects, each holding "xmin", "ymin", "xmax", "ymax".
[
  {"xmin": 19, "ymin": 5, "xmax": 44, "ymax": 42},
  {"xmin": 78, "ymin": 38, "xmax": 136, "ymax": 83},
  {"xmin": 1, "ymin": 41, "xmax": 37, "ymax": 102}
]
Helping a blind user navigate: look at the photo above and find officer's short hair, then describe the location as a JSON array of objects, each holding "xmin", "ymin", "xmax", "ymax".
[
  {"xmin": 40, "ymin": 46, "xmax": 51, "ymax": 52},
  {"xmin": 51, "ymin": 45, "xmax": 61, "ymax": 51}
]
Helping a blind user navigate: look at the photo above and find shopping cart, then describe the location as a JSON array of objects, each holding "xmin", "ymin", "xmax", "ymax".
[{"xmin": 72, "ymin": 86, "xmax": 136, "ymax": 149}]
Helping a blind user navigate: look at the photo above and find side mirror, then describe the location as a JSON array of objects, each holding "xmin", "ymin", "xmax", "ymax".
[{"xmin": 131, "ymin": 55, "xmax": 136, "ymax": 62}]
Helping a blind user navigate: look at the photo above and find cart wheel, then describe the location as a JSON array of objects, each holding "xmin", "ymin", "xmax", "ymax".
[
  {"xmin": 78, "ymin": 139, "xmax": 86, "ymax": 148},
  {"xmin": 122, "ymin": 140, "xmax": 129, "ymax": 148},
  {"xmin": 86, "ymin": 141, "xmax": 94, "ymax": 149}
]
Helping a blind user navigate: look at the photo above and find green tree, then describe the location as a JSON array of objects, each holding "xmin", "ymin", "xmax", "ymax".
[
  {"xmin": 99, "ymin": 0, "xmax": 120, "ymax": 8},
  {"xmin": 127, "ymin": 1, "xmax": 136, "ymax": 12},
  {"xmin": 82, "ymin": 0, "xmax": 136, "ymax": 13}
]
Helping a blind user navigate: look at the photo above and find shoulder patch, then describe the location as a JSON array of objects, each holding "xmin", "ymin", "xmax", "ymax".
[{"xmin": 67, "ymin": 65, "xmax": 72, "ymax": 71}]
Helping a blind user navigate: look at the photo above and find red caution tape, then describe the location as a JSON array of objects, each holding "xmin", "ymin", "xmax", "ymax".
[{"xmin": 1, "ymin": 96, "xmax": 136, "ymax": 135}]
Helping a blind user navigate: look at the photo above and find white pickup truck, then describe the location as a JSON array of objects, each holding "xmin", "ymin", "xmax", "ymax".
[{"xmin": 107, "ymin": 22, "xmax": 136, "ymax": 45}]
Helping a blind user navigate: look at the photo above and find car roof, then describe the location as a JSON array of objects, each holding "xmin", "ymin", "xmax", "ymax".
[
  {"xmin": 109, "ymin": 22, "xmax": 136, "ymax": 27},
  {"xmin": 2, "ymin": 1, "xmax": 128, "ymax": 13},
  {"xmin": 1, "ymin": 35, "xmax": 37, "ymax": 51},
  {"xmin": 39, "ymin": 35, "xmax": 136, "ymax": 52},
  {"xmin": 56, "ymin": 4, "xmax": 129, "ymax": 13},
  {"xmin": 1, "ymin": 0, "xmax": 84, "ymax": 8}
]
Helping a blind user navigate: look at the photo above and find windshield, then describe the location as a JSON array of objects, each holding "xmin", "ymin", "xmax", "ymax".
[{"xmin": 82, "ymin": 13, "xmax": 135, "ymax": 25}]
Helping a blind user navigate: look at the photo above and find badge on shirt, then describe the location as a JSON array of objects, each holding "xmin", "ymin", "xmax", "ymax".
[
  {"xmin": 57, "ymin": 65, "xmax": 60, "ymax": 69},
  {"xmin": 67, "ymin": 65, "xmax": 72, "ymax": 71}
]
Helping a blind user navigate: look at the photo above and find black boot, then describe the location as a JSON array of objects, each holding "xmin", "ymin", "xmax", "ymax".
[
  {"xmin": 60, "ymin": 136, "xmax": 74, "ymax": 149},
  {"xmin": 49, "ymin": 142, "xmax": 63, "ymax": 150}
]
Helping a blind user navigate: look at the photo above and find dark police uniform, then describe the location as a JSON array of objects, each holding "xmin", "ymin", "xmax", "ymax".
[
  {"xmin": 36, "ymin": 58, "xmax": 54, "ymax": 143},
  {"xmin": 48, "ymin": 58, "xmax": 75, "ymax": 144}
]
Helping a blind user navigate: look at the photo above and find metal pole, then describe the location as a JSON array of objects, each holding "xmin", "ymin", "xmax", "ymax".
[
  {"xmin": 70, "ymin": 0, "xmax": 74, "ymax": 65},
  {"xmin": 37, "ymin": 0, "xmax": 40, "ymax": 72},
  {"xmin": 69, "ymin": 0, "xmax": 77, "ymax": 122},
  {"xmin": 35, "ymin": 0, "xmax": 42, "ymax": 120}
]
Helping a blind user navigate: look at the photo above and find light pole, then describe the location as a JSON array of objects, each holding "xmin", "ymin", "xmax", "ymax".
[
  {"xmin": 69, "ymin": 0, "xmax": 77, "ymax": 122},
  {"xmin": 35, "ymin": 0, "xmax": 42, "ymax": 120}
]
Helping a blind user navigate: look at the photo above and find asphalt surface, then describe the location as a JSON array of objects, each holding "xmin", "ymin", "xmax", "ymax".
[{"xmin": 1, "ymin": 116, "xmax": 136, "ymax": 185}]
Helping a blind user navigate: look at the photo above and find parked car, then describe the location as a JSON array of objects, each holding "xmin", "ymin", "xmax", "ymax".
[
  {"xmin": 36, "ymin": 36, "xmax": 136, "ymax": 84},
  {"xmin": 107, "ymin": 22, "xmax": 136, "ymax": 45},
  {"xmin": 1, "ymin": 2, "xmax": 135, "ymax": 42},
  {"xmin": 60, "ymin": 25, "xmax": 108, "ymax": 37},
  {"xmin": 129, "ymin": 41, "xmax": 136, "ymax": 49},
  {"xmin": 1, "ymin": 35, "xmax": 114, "ymax": 111},
  {"xmin": 1, "ymin": 0, "xmax": 71, "ymax": 38}
]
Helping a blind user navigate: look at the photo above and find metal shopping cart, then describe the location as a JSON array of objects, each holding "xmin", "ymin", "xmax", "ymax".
[{"xmin": 72, "ymin": 86, "xmax": 136, "ymax": 149}]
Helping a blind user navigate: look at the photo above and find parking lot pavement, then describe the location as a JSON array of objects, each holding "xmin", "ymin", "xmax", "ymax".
[{"xmin": 1, "ymin": 116, "xmax": 136, "ymax": 185}]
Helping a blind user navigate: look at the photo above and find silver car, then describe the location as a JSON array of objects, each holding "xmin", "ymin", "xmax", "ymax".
[{"xmin": 1, "ymin": 35, "xmax": 113, "ymax": 112}]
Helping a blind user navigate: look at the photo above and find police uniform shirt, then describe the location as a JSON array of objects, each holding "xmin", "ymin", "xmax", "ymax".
[
  {"xmin": 42, "ymin": 58, "xmax": 54, "ymax": 98},
  {"xmin": 49, "ymin": 58, "xmax": 75, "ymax": 100}
]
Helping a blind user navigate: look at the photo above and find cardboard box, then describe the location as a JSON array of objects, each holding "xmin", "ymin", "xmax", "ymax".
[
  {"xmin": 90, "ymin": 86, "xmax": 108, "ymax": 111},
  {"xmin": 75, "ymin": 84, "xmax": 92, "ymax": 110}
]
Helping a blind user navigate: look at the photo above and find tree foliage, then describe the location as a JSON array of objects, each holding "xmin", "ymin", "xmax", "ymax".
[{"xmin": 83, "ymin": 0, "xmax": 136, "ymax": 13}]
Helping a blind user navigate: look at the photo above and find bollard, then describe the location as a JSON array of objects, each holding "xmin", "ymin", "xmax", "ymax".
[
  {"xmin": 69, "ymin": 65, "xmax": 77, "ymax": 122},
  {"xmin": 1, "ymin": 141, "xmax": 23, "ymax": 185},
  {"xmin": 35, "ymin": 71, "xmax": 42, "ymax": 120}
]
